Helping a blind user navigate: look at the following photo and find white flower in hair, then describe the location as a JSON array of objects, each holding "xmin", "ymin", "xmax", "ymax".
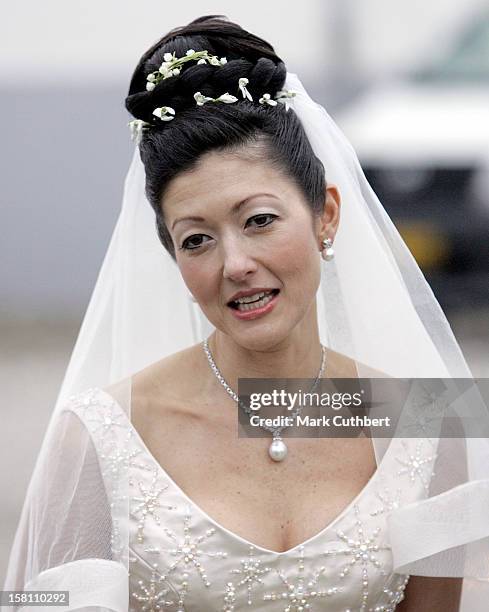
[
  {"xmin": 158, "ymin": 63, "xmax": 171, "ymax": 78},
  {"xmin": 259, "ymin": 93, "xmax": 278, "ymax": 106},
  {"xmin": 128, "ymin": 119, "xmax": 150, "ymax": 144},
  {"xmin": 146, "ymin": 82, "xmax": 156, "ymax": 92},
  {"xmin": 194, "ymin": 91, "xmax": 238, "ymax": 106},
  {"xmin": 275, "ymin": 89, "xmax": 297, "ymax": 99},
  {"xmin": 275, "ymin": 89, "xmax": 297, "ymax": 111},
  {"xmin": 238, "ymin": 78, "xmax": 253, "ymax": 101},
  {"xmin": 152, "ymin": 106, "xmax": 176, "ymax": 121},
  {"xmin": 146, "ymin": 49, "xmax": 229, "ymax": 88},
  {"xmin": 194, "ymin": 92, "xmax": 214, "ymax": 106},
  {"xmin": 216, "ymin": 93, "xmax": 238, "ymax": 103}
]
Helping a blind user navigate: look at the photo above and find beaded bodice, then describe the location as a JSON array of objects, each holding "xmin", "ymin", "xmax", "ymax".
[{"xmin": 68, "ymin": 387, "xmax": 437, "ymax": 611}]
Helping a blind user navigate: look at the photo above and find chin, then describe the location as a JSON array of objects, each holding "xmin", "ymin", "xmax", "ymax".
[{"xmin": 227, "ymin": 323, "xmax": 294, "ymax": 353}]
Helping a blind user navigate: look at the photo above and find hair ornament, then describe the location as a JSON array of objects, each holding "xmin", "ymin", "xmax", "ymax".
[
  {"xmin": 238, "ymin": 77, "xmax": 253, "ymax": 101},
  {"xmin": 152, "ymin": 106, "xmax": 176, "ymax": 121},
  {"xmin": 127, "ymin": 50, "xmax": 297, "ymax": 144},
  {"xmin": 275, "ymin": 89, "xmax": 297, "ymax": 111},
  {"xmin": 128, "ymin": 119, "xmax": 149, "ymax": 144},
  {"xmin": 194, "ymin": 91, "xmax": 238, "ymax": 106},
  {"xmin": 145, "ymin": 49, "xmax": 227, "ymax": 90},
  {"xmin": 258, "ymin": 93, "xmax": 278, "ymax": 107}
]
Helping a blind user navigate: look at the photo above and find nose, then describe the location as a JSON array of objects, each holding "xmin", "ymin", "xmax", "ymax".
[{"xmin": 221, "ymin": 238, "xmax": 258, "ymax": 282}]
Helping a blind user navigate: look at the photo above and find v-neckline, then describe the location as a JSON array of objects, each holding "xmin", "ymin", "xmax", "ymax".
[{"xmin": 97, "ymin": 387, "xmax": 395, "ymax": 557}]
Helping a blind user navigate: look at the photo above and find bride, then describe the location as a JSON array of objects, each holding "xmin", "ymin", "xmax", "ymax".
[{"xmin": 4, "ymin": 14, "xmax": 489, "ymax": 612}]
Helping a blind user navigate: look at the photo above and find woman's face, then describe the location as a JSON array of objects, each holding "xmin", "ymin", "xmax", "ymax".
[{"xmin": 162, "ymin": 148, "xmax": 340, "ymax": 350}]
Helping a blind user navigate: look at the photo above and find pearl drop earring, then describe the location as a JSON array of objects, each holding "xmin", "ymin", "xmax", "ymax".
[{"xmin": 321, "ymin": 237, "xmax": 335, "ymax": 261}]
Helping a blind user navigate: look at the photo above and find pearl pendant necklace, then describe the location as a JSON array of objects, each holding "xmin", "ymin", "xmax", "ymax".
[
  {"xmin": 268, "ymin": 435, "xmax": 288, "ymax": 462},
  {"xmin": 202, "ymin": 338, "xmax": 327, "ymax": 462}
]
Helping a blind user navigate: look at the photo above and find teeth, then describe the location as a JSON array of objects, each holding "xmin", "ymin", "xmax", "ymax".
[
  {"xmin": 235, "ymin": 291, "xmax": 269, "ymax": 304},
  {"xmin": 235, "ymin": 291, "xmax": 276, "ymax": 312}
]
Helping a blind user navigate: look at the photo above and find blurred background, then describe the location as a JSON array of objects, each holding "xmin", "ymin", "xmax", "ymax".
[{"xmin": 1, "ymin": 0, "xmax": 488, "ymax": 582}]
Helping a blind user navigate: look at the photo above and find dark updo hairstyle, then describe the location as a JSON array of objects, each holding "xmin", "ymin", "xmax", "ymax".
[{"xmin": 125, "ymin": 15, "xmax": 326, "ymax": 260}]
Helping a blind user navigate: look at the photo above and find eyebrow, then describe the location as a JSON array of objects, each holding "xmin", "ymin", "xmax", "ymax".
[{"xmin": 170, "ymin": 193, "xmax": 279, "ymax": 231}]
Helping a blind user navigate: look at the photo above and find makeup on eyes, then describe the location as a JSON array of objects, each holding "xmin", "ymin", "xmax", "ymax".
[{"xmin": 178, "ymin": 210, "xmax": 281, "ymax": 251}]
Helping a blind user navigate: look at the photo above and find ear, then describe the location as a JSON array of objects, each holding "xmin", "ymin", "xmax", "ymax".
[{"xmin": 315, "ymin": 184, "xmax": 341, "ymax": 243}]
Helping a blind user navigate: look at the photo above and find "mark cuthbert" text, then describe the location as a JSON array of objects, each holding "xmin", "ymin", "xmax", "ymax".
[{"xmin": 249, "ymin": 414, "xmax": 391, "ymax": 428}]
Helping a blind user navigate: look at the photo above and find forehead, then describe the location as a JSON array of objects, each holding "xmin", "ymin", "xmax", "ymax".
[{"xmin": 161, "ymin": 149, "xmax": 298, "ymax": 216}]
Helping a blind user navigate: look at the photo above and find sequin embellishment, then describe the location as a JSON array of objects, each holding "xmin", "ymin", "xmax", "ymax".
[
  {"xmin": 323, "ymin": 504, "xmax": 390, "ymax": 611},
  {"xmin": 263, "ymin": 545, "xmax": 340, "ymax": 609}
]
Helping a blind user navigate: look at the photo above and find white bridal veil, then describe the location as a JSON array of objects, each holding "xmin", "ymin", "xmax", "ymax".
[{"xmin": 3, "ymin": 72, "xmax": 489, "ymax": 610}]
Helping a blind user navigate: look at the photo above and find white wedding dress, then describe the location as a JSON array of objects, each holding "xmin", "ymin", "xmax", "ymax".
[{"xmin": 62, "ymin": 386, "xmax": 440, "ymax": 612}]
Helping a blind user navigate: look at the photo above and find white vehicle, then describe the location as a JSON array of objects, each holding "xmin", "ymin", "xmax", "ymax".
[{"xmin": 335, "ymin": 16, "xmax": 489, "ymax": 306}]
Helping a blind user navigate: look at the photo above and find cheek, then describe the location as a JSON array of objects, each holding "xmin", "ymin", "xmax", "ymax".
[
  {"xmin": 271, "ymin": 219, "xmax": 320, "ymax": 279},
  {"xmin": 177, "ymin": 259, "xmax": 214, "ymax": 300}
]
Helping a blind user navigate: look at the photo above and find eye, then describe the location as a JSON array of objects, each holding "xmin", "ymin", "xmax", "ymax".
[
  {"xmin": 245, "ymin": 213, "xmax": 278, "ymax": 229},
  {"xmin": 180, "ymin": 234, "xmax": 212, "ymax": 251}
]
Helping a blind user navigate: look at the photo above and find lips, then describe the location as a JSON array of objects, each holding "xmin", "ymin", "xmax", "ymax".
[{"xmin": 228, "ymin": 288, "xmax": 280, "ymax": 320}]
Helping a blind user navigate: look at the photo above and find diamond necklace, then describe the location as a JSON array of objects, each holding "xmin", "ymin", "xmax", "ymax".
[{"xmin": 202, "ymin": 337, "xmax": 327, "ymax": 462}]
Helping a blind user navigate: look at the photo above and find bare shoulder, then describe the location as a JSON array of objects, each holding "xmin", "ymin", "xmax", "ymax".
[
  {"xmin": 130, "ymin": 342, "xmax": 208, "ymax": 436},
  {"xmin": 325, "ymin": 346, "xmax": 390, "ymax": 378},
  {"xmin": 132, "ymin": 343, "xmax": 206, "ymax": 398}
]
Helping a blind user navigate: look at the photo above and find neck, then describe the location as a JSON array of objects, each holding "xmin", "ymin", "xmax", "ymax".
[{"xmin": 205, "ymin": 300, "xmax": 324, "ymax": 394}]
